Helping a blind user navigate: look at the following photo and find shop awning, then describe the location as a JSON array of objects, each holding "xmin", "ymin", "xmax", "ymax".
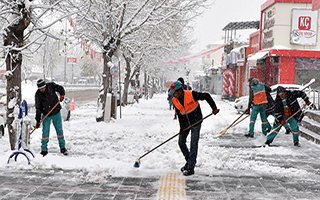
[{"xmin": 247, "ymin": 51, "xmax": 269, "ymax": 67}]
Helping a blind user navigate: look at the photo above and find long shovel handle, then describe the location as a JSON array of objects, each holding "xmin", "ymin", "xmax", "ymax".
[
  {"xmin": 218, "ymin": 112, "xmax": 248, "ymax": 136},
  {"xmin": 137, "ymin": 113, "xmax": 213, "ymax": 161},
  {"xmin": 226, "ymin": 112, "xmax": 247, "ymax": 129},
  {"xmin": 29, "ymin": 101, "xmax": 60, "ymax": 135},
  {"xmin": 231, "ymin": 114, "xmax": 250, "ymax": 128},
  {"xmin": 266, "ymin": 104, "xmax": 311, "ymax": 137}
]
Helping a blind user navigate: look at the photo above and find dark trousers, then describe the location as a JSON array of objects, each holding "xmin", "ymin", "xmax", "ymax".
[{"xmin": 178, "ymin": 124, "xmax": 201, "ymax": 170}]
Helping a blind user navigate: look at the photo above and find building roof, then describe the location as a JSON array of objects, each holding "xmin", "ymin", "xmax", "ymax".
[
  {"xmin": 261, "ymin": 0, "xmax": 312, "ymax": 11},
  {"xmin": 222, "ymin": 21, "xmax": 260, "ymax": 31}
]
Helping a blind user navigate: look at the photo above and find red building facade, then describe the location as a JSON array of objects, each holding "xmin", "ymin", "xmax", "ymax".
[{"xmin": 247, "ymin": 0, "xmax": 320, "ymax": 89}]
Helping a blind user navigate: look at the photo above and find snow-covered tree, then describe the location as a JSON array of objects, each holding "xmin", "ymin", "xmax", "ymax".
[
  {"xmin": 0, "ymin": 0, "xmax": 81, "ymax": 149},
  {"xmin": 63, "ymin": 0, "xmax": 210, "ymax": 121},
  {"xmin": 79, "ymin": 55, "xmax": 101, "ymax": 79}
]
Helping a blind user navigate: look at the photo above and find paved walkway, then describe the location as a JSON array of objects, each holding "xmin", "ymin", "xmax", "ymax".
[{"xmin": 1, "ymin": 130, "xmax": 320, "ymax": 200}]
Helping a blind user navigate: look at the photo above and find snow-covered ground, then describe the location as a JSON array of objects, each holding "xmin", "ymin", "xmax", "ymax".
[{"xmin": 0, "ymin": 93, "xmax": 319, "ymax": 183}]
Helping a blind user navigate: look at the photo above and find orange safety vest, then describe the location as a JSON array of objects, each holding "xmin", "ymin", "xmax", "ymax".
[
  {"xmin": 253, "ymin": 90, "xmax": 268, "ymax": 105},
  {"xmin": 283, "ymin": 105, "xmax": 292, "ymax": 117},
  {"xmin": 172, "ymin": 91, "xmax": 199, "ymax": 115}
]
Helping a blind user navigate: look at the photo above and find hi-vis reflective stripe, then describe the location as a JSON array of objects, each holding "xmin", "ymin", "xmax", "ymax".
[{"xmin": 157, "ymin": 172, "xmax": 186, "ymax": 200}]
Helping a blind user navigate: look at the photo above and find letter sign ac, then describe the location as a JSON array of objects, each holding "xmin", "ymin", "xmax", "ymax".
[{"xmin": 298, "ymin": 16, "xmax": 311, "ymax": 30}]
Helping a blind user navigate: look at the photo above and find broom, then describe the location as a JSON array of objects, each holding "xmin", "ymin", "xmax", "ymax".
[
  {"xmin": 218, "ymin": 111, "xmax": 248, "ymax": 136},
  {"xmin": 133, "ymin": 113, "xmax": 214, "ymax": 168}
]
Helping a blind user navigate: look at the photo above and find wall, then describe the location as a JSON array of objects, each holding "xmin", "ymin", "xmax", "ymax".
[
  {"xmin": 202, "ymin": 44, "xmax": 225, "ymax": 67},
  {"xmin": 262, "ymin": 2, "xmax": 320, "ymax": 50},
  {"xmin": 279, "ymin": 56, "xmax": 296, "ymax": 83}
]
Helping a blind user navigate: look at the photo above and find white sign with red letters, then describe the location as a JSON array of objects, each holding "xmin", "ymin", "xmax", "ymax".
[
  {"xmin": 291, "ymin": 9, "xmax": 318, "ymax": 45},
  {"xmin": 67, "ymin": 57, "xmax": 77, "ymax": 64}
]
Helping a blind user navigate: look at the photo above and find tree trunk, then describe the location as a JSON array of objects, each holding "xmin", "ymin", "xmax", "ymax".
[
  {"xmin": 5, "ymin": 51, "xmax": 22, "ymax": 150},
  {"xmin": 122, "ymin": 55, "xmax": 131, "ymax": 105},
  {"xmin": 3, "ymin": 3, "xmax": 31, "ymax": 149},
  {"xmin": 96, "ymin": 39, "xmax": 120, "ymax": 122},
  {"xmin": 144, "ymin": 70, "xmax": 148, "ymax": 99}
]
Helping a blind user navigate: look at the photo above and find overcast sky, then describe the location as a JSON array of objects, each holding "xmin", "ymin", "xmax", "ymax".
[{"xmin": 191, "ymin": 0, "xmax": 266, "ymax": 52}]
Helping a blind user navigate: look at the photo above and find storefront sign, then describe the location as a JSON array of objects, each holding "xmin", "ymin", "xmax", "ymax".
[
  {"xmin": 262, "ymin": 7, "xmax": 276, "ymax": 49},
  {"xmin": 67, "ymin": 57, "xmax": 77, "ymax": 63},
  {"xmin": 291, "ymin": 9, "xmax": 318, "ymax": 45}
]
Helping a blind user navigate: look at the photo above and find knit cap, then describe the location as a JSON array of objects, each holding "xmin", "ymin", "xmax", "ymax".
[{"xmin": 37, "ymin": 79, "xmax": 46, "ymax": 89}]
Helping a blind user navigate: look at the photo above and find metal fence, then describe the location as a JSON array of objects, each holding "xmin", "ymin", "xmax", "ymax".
[{"xmin": 308, "ymin": 89, "xmax": 320, "ymax": 110}]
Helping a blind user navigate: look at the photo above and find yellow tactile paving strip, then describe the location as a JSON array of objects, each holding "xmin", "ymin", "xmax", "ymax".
[{"xmin": 157, "ymin": 172, "xmax": 186, "ymax": 200}]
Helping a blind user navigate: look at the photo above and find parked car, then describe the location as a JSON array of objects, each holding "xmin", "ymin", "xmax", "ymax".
[
  {"xmin": 234, "ymin": 84, "xmax": 318, "ymax": 113},
  {"xmin": 61, "ymin": 97, "xmax": 71, "ymax": 121}
]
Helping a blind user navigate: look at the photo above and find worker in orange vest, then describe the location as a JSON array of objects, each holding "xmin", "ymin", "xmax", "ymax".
[
  {"xmin": 244, "ymin": 78, "xmax": 272, "ymax": 138},
  {"xmin": 169, "ymin": 81, "xmax": 219, "ymax": 176},
  {"xmin": 266, "ymin": 86, "xmax": 311, "ymax": 147}
]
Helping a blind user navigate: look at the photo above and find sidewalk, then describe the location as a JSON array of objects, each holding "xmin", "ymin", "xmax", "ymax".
[
  {"xmin": 1, "ymin": 94, "xmax": 320, "ymax": 199},
  {"xmin": 1, "ymin": 128, "xmax": 320, "ymax": 199}
]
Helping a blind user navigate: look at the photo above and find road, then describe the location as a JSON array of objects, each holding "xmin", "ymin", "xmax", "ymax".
[{"xmin": 65, "ymin": 88, "xmax": 99, "ymax": 103}]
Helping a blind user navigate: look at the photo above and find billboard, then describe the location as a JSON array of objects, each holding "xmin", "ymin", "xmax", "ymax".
[{"xmin": 291, "ymin": 9, "xmax": 318, "ymax": 45}]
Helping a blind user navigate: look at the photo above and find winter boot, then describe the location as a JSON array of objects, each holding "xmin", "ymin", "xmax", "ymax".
[
  {"xmin": 265, "ymin": 140, "xmax": 271, "ymax": 146},
  {"xmin": 60, "ymin": 148, "xmax": 68, "ymax": 155},
  {"xmin": 244, "ymin": 133, "xmax": 254, "ymax": 138},
  {"xmin": 183, "ymin": 168, "xmax": 195, "ymax": 176},
  {"xmin": 180, "ymin": 163, "xmax": 188, "ymax": 172},
  {"xmin": 40, "ymin": 151, "xmax": 48, "ymax": 157},
  {"xmin": 294, "ymin": 142, "xmax": 301, "ymax": 147}
]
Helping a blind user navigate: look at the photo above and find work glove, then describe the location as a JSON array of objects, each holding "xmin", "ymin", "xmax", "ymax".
[
  {"xmin": 60, "ymin": 95, "xmax": 64, "ymax": 102},
  {"xmin": 212, "ymin": 109, "xmax": 220, "ymax": 115},
  {"xmin": 280, "ymin": 119, "xmax": 286, "ymax": 125},
  {"xmin": 305, "ymin": 99, "xmax": 311, "ymax": 106},
  {"xmin": 35, "ymin": 121, "xmax": 40, "ymax": 129}
]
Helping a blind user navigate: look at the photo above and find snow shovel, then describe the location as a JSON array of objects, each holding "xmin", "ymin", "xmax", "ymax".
[
  {"xmin": 266, "ymin": 103, "xmax": 312, "ymax": 137},
  {"xmin": 29, "ymin": 101, "xmax": 60, "ymax": 135},
  {"xmin": 133, "ymin": 113, "xmax": 214, "ymax": 168},
  {"xmin": 218, "ymin": 111, "xmax": 248, "ymax": 136}
]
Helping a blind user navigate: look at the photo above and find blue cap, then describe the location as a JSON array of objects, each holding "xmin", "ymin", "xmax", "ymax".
[{"xmin": 168, "ymin": 81, "xmax": 182, "ymax": 96}]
